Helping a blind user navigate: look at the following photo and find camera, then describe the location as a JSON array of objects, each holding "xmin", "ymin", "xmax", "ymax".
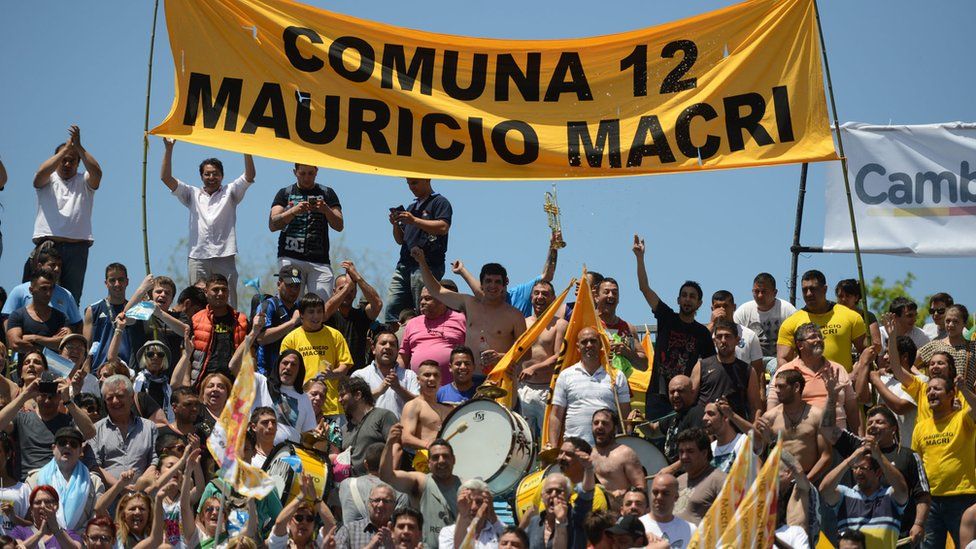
[{"xmin": 38, "ymin": 381, "xmax": 58, "ymax": 395}]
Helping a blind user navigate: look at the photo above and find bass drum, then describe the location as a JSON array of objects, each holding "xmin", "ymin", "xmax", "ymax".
[
  {"xmin": 263, "ymin": 442, "xmax": 332, "ymax": 505},
  {"xmin": 438, "ymin": 399, "xmax": 534, "ymax": 496},
  {"xmin": 616, "ymin": 435, "xmax": 669, "ymax": 490},
  {"xmin": 514, "ymin": 464, "xmax": 609, "ymax": 522}
]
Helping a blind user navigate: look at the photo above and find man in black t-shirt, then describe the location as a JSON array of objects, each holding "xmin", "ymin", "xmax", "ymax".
[
  {"xmin": 326, "ymin": 261, "xmax": 382, "ymax": 371},
  {"xmin": 5, "ymin": 270, "xmax": 69, "ymax": 353},
  {"xmin": 383, "ymin": 178, "xmax": 452, "ymax": 324},
  {"xmin": 632, "ymin": 235, "xmax": 715, "ymax": 417},
  {"xmin": 269, "ymin": 164, "xmax": 343, "ymax": 301},
  {"xmin": 691, "ymin": 319, "xmax": 761, "ymax": 421}
]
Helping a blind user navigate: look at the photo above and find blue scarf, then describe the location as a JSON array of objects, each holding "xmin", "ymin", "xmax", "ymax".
[{"xmin": 36, "ymin": 459, "xmax": 91, "ymax": 531}]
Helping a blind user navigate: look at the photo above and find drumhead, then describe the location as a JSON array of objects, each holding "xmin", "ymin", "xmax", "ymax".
[
  {"xmin": 263, "ymin": 442, "xmax": 332, "ymax": 504},
  {"xmin": 615, "ymin": 435, "xmax": 668, "ymax": 477},
  {"xmin": 439, "ymin": 399, "xmax": 530, "ymax": 487}
]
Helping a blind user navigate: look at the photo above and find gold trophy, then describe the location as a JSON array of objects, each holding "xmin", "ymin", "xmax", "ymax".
[{"xmin": 543, "ymin": 184, "xmax": 566, "ymax": 248}]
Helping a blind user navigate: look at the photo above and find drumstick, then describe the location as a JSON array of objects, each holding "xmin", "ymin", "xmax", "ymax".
[{"xmin": 444, "ymin": 422, "xmax": 468, "ymax": 441}]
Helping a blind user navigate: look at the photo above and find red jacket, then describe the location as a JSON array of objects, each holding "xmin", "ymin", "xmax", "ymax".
[{"xmin": 191, "ymin": 305, "xmax": 248, "ymax": 385}]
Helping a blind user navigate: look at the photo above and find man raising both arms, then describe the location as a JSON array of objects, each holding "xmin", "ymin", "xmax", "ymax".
[{"xmin": 412, "ymin": 247, "xmax": 525, "ymax": 373}]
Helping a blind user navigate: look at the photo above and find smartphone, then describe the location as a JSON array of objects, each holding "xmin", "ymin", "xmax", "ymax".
[
  {"xmin": 389, "ymin": 205, "xmax": 406, "ymax": 214},
  {"xmin": 39, "ymin": 381, "xmax": 58, "ymax": 395}
]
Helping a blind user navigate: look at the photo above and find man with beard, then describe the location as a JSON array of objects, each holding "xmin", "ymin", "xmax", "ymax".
[
  {"xmin": 379, "ymin": 424, "xmax": 462, "ymax": 549},
  {"xmin": 620, "ymin": 488, "xmax": 649, "ymax": 519},
  {"xmin": 412, "ymin": 247, "xmax": 525, "ymax": 372},
  {"xmin": 398, "ymin": 282, "xmax": 466, "ymax": 383},
  {"xmin": 547, "ymin": 327, "xmax": 631, "ymax": 447},
  {"xmin": 703, "ymin": 401, "xmax": 747, "ymax": 474},
  {"xmin": 691, "ymin": 318, "xmax": 761, "ymax": 420},
  {"xmin": 338, "ymin": 377, "xmax": 397, "ymax": 478},
  {"xmin": 595, "ymin": 277, "xmax": 647, "ymax": 372},
  {"xmin": 640, "ymin": 473, "xmax": 695, "ymax": 549},
  {"xmin": 326, "ymin": 261, "xmax": 383, "ymax": 371},
  {"xmin": 756, "ymin": 369, "xmax": 832, "ymax": 483},
  {"xmin": 635, "ymin": 375, "xmax": 704, "ymax": 467},
  {"xmin": 352, "ymin": 330, "xmax": 419, "ymax": 417},
  {"xmin": 519, "ymin": 280, "xmax": 568, "ymax": 437},
  {"xmin": 400, "ymin": 362, "xmax": 452, "ymax": 453},
  {"xmin": 820, "ymin": 442, "xmax": 909, "ymax": 548},
  {"xmin": 589, "ymin": 409, "xmax": 645, "ymax": 501},
  {"xmin": 769, "ymin": 322, "xmax": 860, "ymax": 432},
  {"xmin": 632, "ymin": 235, "xmax": 715, "ymax": 419}
]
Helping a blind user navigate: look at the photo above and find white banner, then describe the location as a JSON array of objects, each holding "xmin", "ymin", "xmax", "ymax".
[{"xmin": 823, "ymin": 122, "xmax": 976, "ymax": 256}]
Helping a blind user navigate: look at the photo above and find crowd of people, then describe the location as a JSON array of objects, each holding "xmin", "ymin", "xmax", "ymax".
[{"xmin": 0, "ymin": 127, "xmax": 974, "ymax": 549}]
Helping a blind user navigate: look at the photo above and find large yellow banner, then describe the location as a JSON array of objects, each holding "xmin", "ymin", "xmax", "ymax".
[{"xmin": 151, "ymin": 0, "xmax": 837, "ymax": 179}]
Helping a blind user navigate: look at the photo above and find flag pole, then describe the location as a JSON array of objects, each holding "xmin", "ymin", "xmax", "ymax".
[
  {"xmin": 140, "ymin": 0, "xmax": 161, "ymax": 275},
  {"xmin": 813, "ymin": 0, "xmax": 872, "ymax": 340},
  {"xmin": 788, "ymin": 163, "xmax": 809, "ymax": 307}
]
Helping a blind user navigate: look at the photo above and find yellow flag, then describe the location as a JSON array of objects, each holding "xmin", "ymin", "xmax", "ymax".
[
  {"xmin": 687, "ymin": 431, "xmax": 757, "ymax": 548},
  {"xmin": 628, "ymin": 327, "xmax": 654, "ymax": 394},
  {"xmin": 540, "ymin": 269, "xmax": 611, "ymax": 448},
  {"xmin": 207, "ymin": 351, "xmax": 275, "ymax": 498},
  {"xmin": 487, "ymin": 279, "xmax": 574, "ymax": 408},
  {"xmin": 151, "ymin": 0, "xmax": 836, "ymax": 180},
  {"xmin": 715, "ymin": 435, "xmax": 783, "ymax": 548}
]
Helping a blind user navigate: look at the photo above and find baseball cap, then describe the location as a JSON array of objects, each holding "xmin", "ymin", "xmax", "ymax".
[
  {"xmin": 605, "ymin": 515, "xmax": 647, "ymax": 546},
  {"xmin": 54, "ymin": 427, "xmax": 84, "ymax": 444},
  {"xmin": 277, "ymin": 267, "xmax": 302, "ymax": 285}
]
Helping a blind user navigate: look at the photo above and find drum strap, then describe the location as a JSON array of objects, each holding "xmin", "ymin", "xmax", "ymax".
[{"xmin": 349, "ymin": 477, "xmax": 367, "ymax": 517}]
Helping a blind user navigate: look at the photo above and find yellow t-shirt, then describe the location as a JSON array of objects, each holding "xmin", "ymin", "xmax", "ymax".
[
  {"xmin": 280, "ymin": 325, "xmax": 353, "ymax": 416},
  {"xmin": 776, "ymin": 304, "xmax": 866, "ymax": 371},
  {"xmin": 902, "ymin": 375, "xmax": 966, "ymax": 421},
  {"xmin": 912, "ymin": 407, "xmax": 976, "ymax": 496}
]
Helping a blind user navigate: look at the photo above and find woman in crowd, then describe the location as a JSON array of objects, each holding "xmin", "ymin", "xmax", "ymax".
[
  {"xmin": 266, "ymin": 350, "xmax": 316, "ymax": 444},
  {"xmin": 8, "ymin": 486, "xmax": 82, "ymax": 549},
  {"xmin": 16, "ymin": 351, "xmax": 48, "ymax": 413},
  {"xmin": 132, "ymin": 340, "xmax": 173, "ymax": 421},
  {"xmin": 917, "ymin": 304, "xmax": 973, "ymax": 373},
  {"xmin": 115, "ymin": 492, "xmax": 152, "ymax": 548},
  {"xmin": 198, "ymin": 374, "xmax": 232, "ymax": 428},
  {"xmin": 266, "ymin": 475, "xmax": 330, "ymax": 549},
  {"xmin": 0, "ymin": 433, "xmax": 30, "ymax": 536}
]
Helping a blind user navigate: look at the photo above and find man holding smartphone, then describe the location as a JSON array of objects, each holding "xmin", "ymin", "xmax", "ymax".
[
  {"xmin": 269, "ymin": 163, "xmax": 344, "ymax": 300},
  {"xmin": 383, "ymin": 178, "xmax": 452, "ymax": 325}
]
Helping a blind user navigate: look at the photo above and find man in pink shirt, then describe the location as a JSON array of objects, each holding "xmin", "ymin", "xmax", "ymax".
[
  {"xmin": 398, "ymin": 282, "xmax": 466, "ymax": 383},
  {"xmin": 768, "ymin": 322, "xmax": 862, "ymax": 432}
]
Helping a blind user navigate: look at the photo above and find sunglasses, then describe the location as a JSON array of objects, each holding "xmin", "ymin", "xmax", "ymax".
[
  {"xmin": 146, "ymin": 352, "xmax": 165, "ymax": 359},
  {"xmin": 293, "ymin": 514, "xmax": 315, "ymax": 523},
  {"xmin": 930, "ymin": 307, "xmax": 946, "ymax": 315},
  {"xmin": 56, "ymin": 439, "xmax": 80, "ymax": 449},
  {"xmin": 86, "ymin": 535, "xmax": 112, "ymax": 544}
]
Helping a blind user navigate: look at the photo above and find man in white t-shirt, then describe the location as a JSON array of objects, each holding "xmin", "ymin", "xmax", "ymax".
[
  {"xmin": 547, "ymin": 327, "xmax": 631, "ymax": 447},
  {"xmin": 352, "ymin": 331, "xmax": 420, "ymax": 417},
  {"xmin": 32, "ymin": 125, "xmax": 103, "ymax": 305},
  {"xmin": 641, "ymin": 473, "xmax": 696, "ymax": 549},
  {"xmin": 160, "ymin": 138, "xmax": 255, "ymax": 308},
  {"xmin": 733, "ymin": 272, "xmax": 796, "ymax": 373},
  {"xmin": 879, "ymin": 297, "xmax": 930, "ymax": 349},
  {"xmin": 703, "ymin": 401, "xmax": 747, "ymax": 473}
]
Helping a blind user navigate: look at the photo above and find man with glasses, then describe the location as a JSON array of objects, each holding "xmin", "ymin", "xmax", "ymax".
[
  {"xmin": 776, "ymin": 270, "xmax": 866, "ymax": 372},
  {"xmin": 769, "ymin": 323, "xmax": 861, "ymax": 432},
  {"xmin": 26, "ymin": 427, "xmax": 104, "ymax": 531},
  {"xmin": 334, "ymin": 484, "xmax": 398, "ymax": 549},
  {"xmin": 547, "ymin": 327, "xmax": 631, "ymax": 447},
  {"xmin": 0, "ymin": 372, "xmax": 95, "ymax": 480}
]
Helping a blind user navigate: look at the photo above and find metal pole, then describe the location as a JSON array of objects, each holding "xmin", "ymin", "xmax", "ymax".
[
  {"xmin": 140, "ymin": 0, "xmax": 161, "ymax": 275},
  {"xmin": 789, "ymin": 163, "xmax": 809, "ymax": 306},
  {"xmin": 813, "ymin": 0, "xmax": 872, "ymax": 341}
]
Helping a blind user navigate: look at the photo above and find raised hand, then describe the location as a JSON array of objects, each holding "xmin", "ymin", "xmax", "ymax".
[
  {"xmin": 632, "ymin": 234, "xmax": 645, "ymax": 256},
  {"xmin": 451, "ymin": 259, "xmax": 464, "ymax": 274},
  {"xmin": 68, "ymin": 125, "xmax": 82, "ymax": 151},
  {"xmin": 409, "ymin": 246, "xmax": 426, "ymax": 264},
  {"xmin": 882, "ymin": 312, "xmax": 896, "ymax": 336},
  {"xmin": 388, "ymin": 423, "xmax": 403, "ymax": 445}
]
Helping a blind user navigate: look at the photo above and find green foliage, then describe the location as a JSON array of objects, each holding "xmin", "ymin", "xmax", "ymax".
[{"xmin": 864, "ymin": 272, "xmax": 927, "ymax": 325}]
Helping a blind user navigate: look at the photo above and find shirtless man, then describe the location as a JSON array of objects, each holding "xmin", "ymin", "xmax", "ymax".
[
  {"xmin": 756, "ymin": 369, "xmax": 832, "ymax": 483},
  {"xmin": 518, "ymin": 280, "xmax": 568, "ymax": 436},
  {"xmin": 400, "ymin": 361, "xmax": 453, "ymax": 453},
  {"xmin": 590, "ymin": 409, "xmax": 645, "ymax": 501},
  {"xmin": 412, "ymin": 247, "xmax": 525, "ymax": 372},
  {"xmin": 595, "ymin": 278, "xmax": 647, "ymax": 371}
]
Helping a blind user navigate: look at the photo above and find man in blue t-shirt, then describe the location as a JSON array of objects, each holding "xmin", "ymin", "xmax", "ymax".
[
  {"xmin": 255, "ymin": 266, "xmax": 302, "ymax": 374},
  {"xmin": 435, "ymin": 346, "xmax": 484, "ymax": 405},
  {"xmin": 383, "ymin": 178, "xmax": 452, "ymax": 324},
  {"xmin": 3, "ymin": 246, "xmax": 82, "ymax": 333}
]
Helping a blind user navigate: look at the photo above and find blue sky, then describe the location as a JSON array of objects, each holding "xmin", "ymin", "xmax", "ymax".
[{"xmin": 1, "ymin": 0, "xmax": 973, "ymax": 325}]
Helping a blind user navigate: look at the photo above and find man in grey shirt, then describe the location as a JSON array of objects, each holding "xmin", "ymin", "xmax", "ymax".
[
  {"xmin": 91, "ymin": 375, "xmax": 158, "ymax": 487},
  {"xmin": 338, "ymin": 443, "xmax": 409, "ymax": 523}
]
